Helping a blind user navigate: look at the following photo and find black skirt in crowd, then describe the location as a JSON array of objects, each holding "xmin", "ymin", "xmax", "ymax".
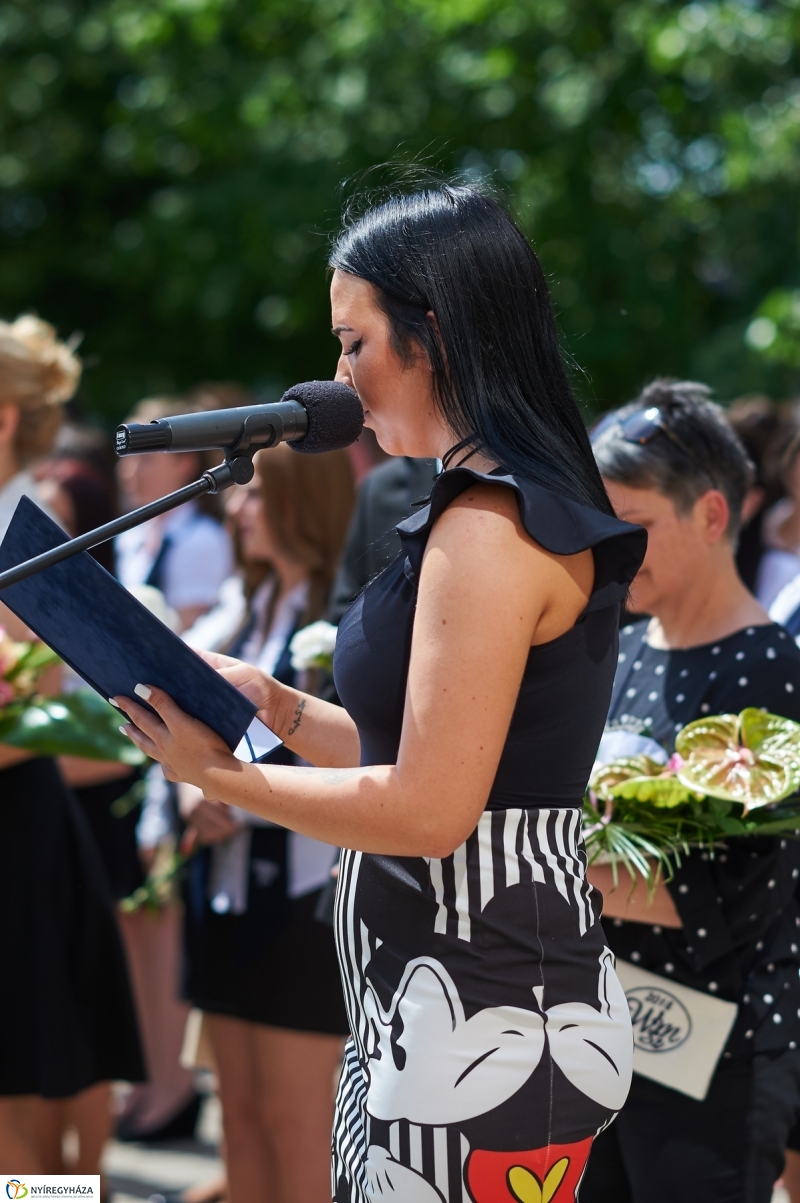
[
  {"xmin": 183, "ymin": 827, "xmax": 349, "ymax": 1037},
  {"xmin": 0, "ymin": 758, "xmax": 145, "ymax": 1097}
]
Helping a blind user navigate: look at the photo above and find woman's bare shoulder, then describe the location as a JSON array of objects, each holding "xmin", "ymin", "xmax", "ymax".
[
  {"xmin": 433, "ymin": 481, "xmax": 586, "ymax": 568},
  {"xmin": 426, "ymin": 481, "xmax": 594, "ymax": 643},
  {"xmin": 420, "ymin": 483, "xmax": 546, "ymax": 620},
  {"xmin": 433, "ymin": 481, "xmax": 528, "ymax": 545}
]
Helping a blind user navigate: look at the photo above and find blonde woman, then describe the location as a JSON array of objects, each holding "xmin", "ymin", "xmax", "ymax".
[{"xmin": 0, "ymin": 316, "xmax": 144, "ymax": 1172}]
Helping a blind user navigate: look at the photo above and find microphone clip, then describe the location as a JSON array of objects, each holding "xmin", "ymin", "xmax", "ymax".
[
  {"xmin": 202, "ymin": 452, "xmax": 257, "ymax": 493},
  {"xmin": 202, "ymin": 409, "xmax": 282, "ymax": 489}
]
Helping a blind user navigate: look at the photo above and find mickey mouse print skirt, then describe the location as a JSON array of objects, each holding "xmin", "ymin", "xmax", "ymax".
[{"xmin": 332, "ymin": 806, "xmax": 633, "ymax": 1203}]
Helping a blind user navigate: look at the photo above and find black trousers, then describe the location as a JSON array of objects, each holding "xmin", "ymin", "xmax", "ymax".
[{"xmin": 580, "ymin": 1052, "xmax": 800, "ymax": 1203}]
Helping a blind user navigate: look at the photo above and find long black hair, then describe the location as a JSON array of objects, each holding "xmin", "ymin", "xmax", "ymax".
[{"xmin": 329, "ymin": 183, "xmax": 613, "ymax": 515}]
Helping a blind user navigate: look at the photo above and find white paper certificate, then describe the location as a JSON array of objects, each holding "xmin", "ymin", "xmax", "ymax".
[{"xmin": 615, "ymin": 959, "xmax": 738, "ymax": 1101}]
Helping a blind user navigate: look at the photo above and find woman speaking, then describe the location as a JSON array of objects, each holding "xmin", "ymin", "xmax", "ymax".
[{"xmin": 117, "ymin": 185, "xmax": 646, "ymax": 1203}]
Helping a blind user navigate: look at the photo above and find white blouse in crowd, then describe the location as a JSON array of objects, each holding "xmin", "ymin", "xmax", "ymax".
[
  {"xmin": 116, "ymin": 501, "xmax": 233, "ymax": 614},
  {"xmin": 180, "ymin": 574, "xmax": 337, "ymax": 913},
  {"xmin": 755, "ymin": 499, "xmax": 800, "ymax": 610}
]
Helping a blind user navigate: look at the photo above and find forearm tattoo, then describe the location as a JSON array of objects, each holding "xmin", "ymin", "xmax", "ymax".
[{"xmin": 287, "ymin": 698, "xmax": 306, "ymax": 737}]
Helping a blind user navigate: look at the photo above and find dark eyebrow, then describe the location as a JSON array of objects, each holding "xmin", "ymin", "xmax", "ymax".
[{"xmin": 331, "ymin": 325, "xmax": 354, "ymax": 336}]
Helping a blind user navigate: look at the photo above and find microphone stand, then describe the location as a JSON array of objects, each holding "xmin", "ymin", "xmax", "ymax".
[{"xmin": 0, "ymin": 451, "xmax": 256, "ymax": 592}]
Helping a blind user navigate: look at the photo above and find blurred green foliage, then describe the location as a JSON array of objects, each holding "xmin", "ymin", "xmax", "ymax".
[{"xmin": 0, "ymin": 0, "xmax": 799, "ymax": 421}]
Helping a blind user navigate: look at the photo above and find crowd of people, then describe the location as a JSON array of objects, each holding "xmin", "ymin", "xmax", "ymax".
[{"xmin": 2, "ymin": 183, "xmax": 800, "ymax": 1203}]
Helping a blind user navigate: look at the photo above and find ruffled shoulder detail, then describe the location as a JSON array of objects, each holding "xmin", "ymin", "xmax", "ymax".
[{"xmin": 396, "ymin": 467, "xmax": 646, "ymax": 611}]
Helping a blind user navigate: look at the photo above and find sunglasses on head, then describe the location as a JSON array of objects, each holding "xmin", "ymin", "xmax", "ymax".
[{"xmin": 618, "ymin": 406, "xmax": 710, "ymax": 476}]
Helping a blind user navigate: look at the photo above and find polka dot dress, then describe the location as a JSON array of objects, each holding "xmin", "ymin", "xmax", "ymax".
[
  {"xmin": 613, "ymin": 622, "xmax": 800, "ymax": 749},
  {"xmin": 604, "ymin": 619, "xmax": 800, "ymax": 1056}
]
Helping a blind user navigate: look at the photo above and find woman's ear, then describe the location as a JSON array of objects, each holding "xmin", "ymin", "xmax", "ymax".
[{"xmin": 697, "ymin": 488, "xmax": 731, "ymax": 544}]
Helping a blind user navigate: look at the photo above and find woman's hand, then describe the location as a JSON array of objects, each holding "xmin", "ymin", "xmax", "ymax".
[
  {"xmin": 178, "ymin": 782, "xmax": 240, "ymax": 845},
  {"xmin": 198, "ymin": 649, "xmax": 361, "ymax": 767},
  {"xmin": 197, "ymin": 650, "xmax": 287, "ymax": 734},
  {"xmin": 114, "ymin": 684, "xmax": 241, "ymax": 789}
]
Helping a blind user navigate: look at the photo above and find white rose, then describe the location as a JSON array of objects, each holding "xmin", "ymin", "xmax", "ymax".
[{"xmin": 289, "ymin": 620, "xmax": 338, "ymax": 671}]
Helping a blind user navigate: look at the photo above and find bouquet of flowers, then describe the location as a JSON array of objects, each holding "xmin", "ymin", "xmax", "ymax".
[
  {"xmin": 0, "ymin": 625, "xmax": 146, "ymax": 764},
  {"xmin": 583, "ymin": 708, "xmax": 800, "ymax": 887}
]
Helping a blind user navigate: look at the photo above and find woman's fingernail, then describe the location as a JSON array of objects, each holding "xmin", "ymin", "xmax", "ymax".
[
  {"xmin": 108, "ymin": 698, "xmax": 121, "ymax": 709},
  {"xmin": 134, "ymin": 684, "xmax": 152, "ymax": 700},
  {"xmin": 119, "ymin": 725, "xmax": 130, "ymax": 736}
]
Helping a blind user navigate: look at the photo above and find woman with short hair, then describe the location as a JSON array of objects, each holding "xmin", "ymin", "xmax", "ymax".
[
  {"xmin": 583, "ymin": 379, "xmax": 800, "ymax": 1203},
  {"xmin": 117, "ymin": 184, "xmax": 646, "ymax": 1203}
]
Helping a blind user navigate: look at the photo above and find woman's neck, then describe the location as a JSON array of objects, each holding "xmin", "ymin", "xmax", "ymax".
[
  {"xmin": 646, "ymin": 553, "xmax": 770, "ymax": 650},
  {"xmin": 271, "ymin": 553, "xmax": 309, "ymax": 602},
  {"xmin": 440, "ymin": 441, "xmax": 499, "ymax": 476}
]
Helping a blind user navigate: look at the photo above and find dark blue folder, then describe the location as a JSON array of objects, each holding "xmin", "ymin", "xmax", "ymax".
[{"xmin": 0, "ymin": 496, "xmax": 277, "ymax": 757}]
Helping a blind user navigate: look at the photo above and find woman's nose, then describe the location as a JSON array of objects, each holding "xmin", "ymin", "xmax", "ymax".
[{"xmin": 335, "ymin": 353, "xmax": 354, "ymax": 389}]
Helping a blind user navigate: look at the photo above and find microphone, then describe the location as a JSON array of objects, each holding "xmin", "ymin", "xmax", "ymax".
[{"xmin": 115, "ymin": 380, "xmax": 364, "ymax": 458}]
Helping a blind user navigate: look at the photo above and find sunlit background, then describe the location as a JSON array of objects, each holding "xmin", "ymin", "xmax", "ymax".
[{"xmin": 1, "ymin": 0, "xmax": 799, "ymax": 421}]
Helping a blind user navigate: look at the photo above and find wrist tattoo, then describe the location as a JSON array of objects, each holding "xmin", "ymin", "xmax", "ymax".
[{"xmin": 287, "ymin": 698, "xmax": 306, "ymax": 737}]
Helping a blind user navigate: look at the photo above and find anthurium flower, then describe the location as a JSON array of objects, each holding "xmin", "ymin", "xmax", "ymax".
[
  {"xmin": 589, "ymin": 755, "xmax": 694, "ymax": 808},
  {"xmin": 675, "ymin": 709, "xmax": 800, "ymax": 812}
]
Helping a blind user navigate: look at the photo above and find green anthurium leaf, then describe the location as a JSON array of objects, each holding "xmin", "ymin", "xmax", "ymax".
[
  {"xmin": 0, "ymin": 689, "xmax": 146, "ymax": 764},
  {"xmin": 611, "ymin": 774, "xmax": 695, "ymax": 807},
  {"xmin": 590, "ymin": 754, "xmax": 695, "ymax": 807},
  {"xmin": 675, "ymin": 713, "xmax": 740, "ymax": 756},
  {"xmin": 741, "ymin": 708, "xmax": 800, "ymax": 770},
  {"xmin": 676, "ymin": 710, "xmax": 800, "ymax": 810},
  {"xmin": 590, "ymin": 755, "xmax": 667, "ymax": 800}
]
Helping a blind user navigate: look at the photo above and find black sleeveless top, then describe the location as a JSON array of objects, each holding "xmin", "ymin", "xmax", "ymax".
[{"xmin": 334, "ymin": 467, "xmax": 646, "ymax": 810}]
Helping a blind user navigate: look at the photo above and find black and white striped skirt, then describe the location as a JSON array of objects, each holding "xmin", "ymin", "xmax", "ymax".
[{"xmin": 332, "ymin": 806, "xmax": 632, "ymax": 1202}]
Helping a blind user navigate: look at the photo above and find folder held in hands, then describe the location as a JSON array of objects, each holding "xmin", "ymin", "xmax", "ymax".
[{"xmin": 0, "ymin": 496, "xmax": 281, "ymax": 763}]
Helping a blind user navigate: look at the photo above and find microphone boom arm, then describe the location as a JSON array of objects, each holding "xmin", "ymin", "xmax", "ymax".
[
  {"xmin": 0, "ymin": 453, "xmax": 255, "ymax": 592},
  {"xmin": 0, "ymin": 378, "xmax": 365, "ymax": 591}
]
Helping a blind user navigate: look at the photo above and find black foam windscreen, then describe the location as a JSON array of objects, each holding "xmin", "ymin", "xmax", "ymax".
[{"xmin": 283, "ymin": 380, "xmax": 364, "ymax": 454}]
